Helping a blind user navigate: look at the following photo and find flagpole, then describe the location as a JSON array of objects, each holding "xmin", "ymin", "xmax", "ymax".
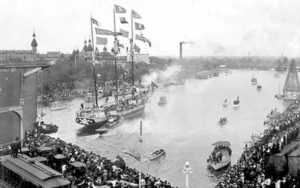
[
  {"xmin": 131, "ymin": 10, "xmax": 135, "ymax": 86},
  {"xmin": 113, "ymin": 8, "xmax": 119, "ymax": 102},
  {"xmin": 90, "ymin": 16, "xmax": 99, "ymax": 107}
]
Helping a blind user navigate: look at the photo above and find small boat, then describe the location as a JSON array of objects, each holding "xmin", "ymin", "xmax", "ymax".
[
  {"xmin": 218, "ymin": 117, "xmax": 227, "ymax": 125},
  {"xmin": 34, "ymin": 121, "xmax": 58, "ymax": 134},
  {"xmin": 50, "ymin": 102, "xmax": 67, "ymax": 111},
  {"xmin": 275, "ymin": 94, "xmax": 284, "ymax": 99},
  {"xmin": 251, "ymin": 76, "xmax": 257, "ymax": 85},
  {"xmin": 233, "ymin": 96, "xmax": 240, "ymax": 108},
  {"xmin": 106, "ymin": 113, "xmax": 122, "ymax": 128},
  {"xmin": 222, "ymin": 99, "xmax": 228, "ymax": 107},
  {"xmin": 158, "ymin": 96, "xmax": 167, "ymax": 106},
  {"xmin": 148, "ymin": 148, "xmax": 166, "ymax": 161},
  {"xmin": 207, "ymin": 141, "xmax": 232, "ymax": 171},
  {"xmin": 257, "ymin": 85, "xmax": 262, "ymax": 90}
]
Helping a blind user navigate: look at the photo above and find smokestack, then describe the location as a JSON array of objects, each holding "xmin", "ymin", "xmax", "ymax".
[{"xmin": 180, "ymin": 42, "xmax": 183, "ymax": 59}]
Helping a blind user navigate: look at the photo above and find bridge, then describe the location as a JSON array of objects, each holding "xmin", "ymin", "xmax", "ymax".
[{"xmin": 0, "ymin": 105, "xmax": 24, "ymax": 140}]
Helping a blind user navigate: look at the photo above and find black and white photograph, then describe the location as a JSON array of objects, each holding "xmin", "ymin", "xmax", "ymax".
[{"xmin": 1, "ymin": 0, "xmax": 300, "ymax": 187}]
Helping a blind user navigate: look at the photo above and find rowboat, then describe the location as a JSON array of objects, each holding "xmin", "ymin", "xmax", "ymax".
[
  {"xmin": 148, "ymin": 148, "xmax": 166, "ymax": 161},
  {"xmin": 207, "ymin": 141, "xmax": 231, "ymax": 171}
]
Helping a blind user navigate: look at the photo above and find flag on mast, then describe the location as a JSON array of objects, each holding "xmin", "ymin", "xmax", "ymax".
[
  {"xmin": 132, "ymin": 10, "xmax": 141, "ymax": 19},
  {"xmin": 114, "ymin": 4, "xmax": 126, "ymax": 13},
  {"xmin": 91, "ymin": 17, "xmax": 100, "ymax": 26},
  {"xmin": 134, "ymin": 44, "xmax": 141, "ymax": 53},
  {"xmin": 135, "ymin": 22, "xmax": 145, "ymax": 30},
  {"xmin": 136, "ymin": 34, "xmax": 151, "ymax": 47},
  {"xmin": 95, "ymin": 28, "xmax": 117, "ymax": 36},
  {"xmin": 123, "ymin": 150, "xmax": 141, "ymax": 161},
  {"xmin": 119, "ymin": 29, "xmax": 129, "ymax": 38}
]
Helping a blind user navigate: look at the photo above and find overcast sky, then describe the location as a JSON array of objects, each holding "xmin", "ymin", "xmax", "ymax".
[{"xmin": 1, "ymin": 0, "xmax": 300, "ymax": 57}]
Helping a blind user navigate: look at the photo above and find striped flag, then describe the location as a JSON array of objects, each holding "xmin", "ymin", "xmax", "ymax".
[
  {"xmin": 123, "ymin": 150, "xmax": 141, "ymax": 161},
  {"xmin": 114, "ymin": 5, "xmax": 126, "ymax": 13},
  {"xmin": 136, "ymin": 34, "xmax": 151, "ymax": 47},
  {"xmin": 132, "ymin": 10, "xmax": 141, "ymax": 19},
  {"xmin": 134, "ymin": 44, "xmax": 140, "ymax": 53},
  {"xmin": 96, "ymin": 37, "xmax": 108, "ymax": 45},
  {"xmin": 91, "ymin": 17, "xmax": 100, "ymax": 26},
  {"xmin": 135, "ymin": 22, "xmax": 145, "ymax": 30},
  {"xmin": 95, "ymin": 28, "xmax": 115, "ymax": 36},
  {"xmin": 119, "ymin": 29, "xmax": 129, "ymax": 38}
]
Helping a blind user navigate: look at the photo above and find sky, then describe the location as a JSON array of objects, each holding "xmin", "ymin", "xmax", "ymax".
[{"xmin": 1, "ymin": 0, "xmax": 300, "ymax": 57}]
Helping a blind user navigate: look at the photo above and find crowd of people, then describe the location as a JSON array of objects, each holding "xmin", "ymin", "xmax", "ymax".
[
  {"xmin": 18, "ymin": 130, "xmax": 174, "ymax": 188},
  {"xmin": 216, "ymin": 99, "xmax": 300, "ymax": 188}
]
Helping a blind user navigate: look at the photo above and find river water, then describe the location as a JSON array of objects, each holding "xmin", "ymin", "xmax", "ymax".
[{"xmin": 43, "ymin": 69, "xmax": 288, "ymax": 188}]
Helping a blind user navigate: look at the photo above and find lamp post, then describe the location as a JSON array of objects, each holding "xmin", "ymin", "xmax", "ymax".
[{"xmin": 183, "ymin": 161, "xmax": 192, "ymax": 188}]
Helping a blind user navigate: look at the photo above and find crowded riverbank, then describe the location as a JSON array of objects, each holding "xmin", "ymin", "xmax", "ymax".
[{"xmin": 216, "ymin": 99, "xmax": 300, "ymax": 187}]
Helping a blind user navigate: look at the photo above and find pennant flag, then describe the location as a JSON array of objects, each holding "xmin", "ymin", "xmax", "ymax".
[
  {"xmin": 134, "ymin": 44, "xmax": 141, "ymax": 53},
  {"xmin": 132, "ymin": 10, "xmax": 141, "ymax": 19},
  {"xmin": 95, "ymin": 28, "xmax": 115, "ymax": 36},
  {"xmin": 123, "ymin": 150, "xmax": 141, "ymax": 161},
  {"xmin": 119, "ymin": 29, "xmax": 129, "ymax": 38},
  {"xmin": 135, "ymin": 22, "xmax": 145, "ymax": 30},
  {"xmin": 120, "ymin": 17, "xmax": 128, "ymax": 24},
  {"xmin": 136, "ymin": 34, "xmax": 151, "ymax": 47},
  {"xmin": 96, "ymin": 37, "xmax": 108, "ymax": 45},
  {"xmin": 91, "ymin": 17, "xmax": 100, "ymax": 26},
  {"xmin": 114, "ymin": 4, "xmax": 126, "ymax": 13}
]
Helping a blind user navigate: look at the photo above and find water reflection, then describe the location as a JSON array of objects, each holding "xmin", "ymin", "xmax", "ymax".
[{"xmin": 44, "ymin": 70, "xmax": 287, "ymax": 188}]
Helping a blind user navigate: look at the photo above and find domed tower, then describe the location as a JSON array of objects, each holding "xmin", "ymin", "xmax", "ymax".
[
  {"xmin": 31, "ymin": 32, "xmax": 38, "ymax": 54},
  {"xmin": 83, "ymin": 40, "xmax": 88, "ymax": 52},
  {"xmin": 87, "ymin": 39, "xmax": 93, "ymax": 51}
]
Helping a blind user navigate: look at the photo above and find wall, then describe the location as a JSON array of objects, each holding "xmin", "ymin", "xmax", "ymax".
[{"xmin": 0, "ymin": 68, "xmax": 22, "ymax": 144}]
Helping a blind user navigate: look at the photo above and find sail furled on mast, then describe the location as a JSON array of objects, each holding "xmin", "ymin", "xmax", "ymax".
[{"xmin": 283, "ymin": 59, "xmax": 300, "ymax": 94}]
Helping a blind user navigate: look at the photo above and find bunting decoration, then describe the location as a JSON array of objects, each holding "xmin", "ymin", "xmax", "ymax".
[
  {"xmin": 135, "ymin": 22, "xmax": 145, "ymax": 30},
  {"xmin": 91, "ymin": 17, "xmax": 100, "ymax": 26},
  {"xmin": 96, "ymin": 37, "xmax": 108, "ymax": 45},
  {"xmin": 132, "ymin": 10, "xmax": 141, "ymax": 19},
  {"xmin": 136, "ymin": 34, "xmax": 151, "ymax": 47},
  {"xmin": 120, "ymin": 17, "xmax": 128, "ymax": 24},
  {"xmin": 114, "ymin": 5, "xmax": 126, "ymax": 13},
  {"xmin": 119, "ymin": 29, "xmax": 129, "ymax": 38}
]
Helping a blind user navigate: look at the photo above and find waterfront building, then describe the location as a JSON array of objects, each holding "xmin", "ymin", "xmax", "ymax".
[{"xmin": 0, "ymin": 33, "xmax": 53, "ymax": 145}]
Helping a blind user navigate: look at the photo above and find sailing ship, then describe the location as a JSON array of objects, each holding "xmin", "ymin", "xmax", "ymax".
[{"xmin": 76, "ymin": 6, "xmax": 150, "ymax": 126}]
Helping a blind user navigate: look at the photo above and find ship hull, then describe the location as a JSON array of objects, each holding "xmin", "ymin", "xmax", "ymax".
[{"xmin": 121, "ymin": 105, "xmax": 145, "ymax": 119}]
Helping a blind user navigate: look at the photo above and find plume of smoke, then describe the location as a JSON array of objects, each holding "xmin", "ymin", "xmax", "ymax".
[{"xmin": 141, "ymin": 65, "xmax": 182, "ymax": 85}]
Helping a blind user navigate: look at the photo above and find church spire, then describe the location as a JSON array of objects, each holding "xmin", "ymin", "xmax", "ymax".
[{"xmin": 31, "ymin": 32, "xmax": 38, "ymax": 54}]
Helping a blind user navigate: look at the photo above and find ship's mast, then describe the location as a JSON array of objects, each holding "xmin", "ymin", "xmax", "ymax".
[
  {"xmin": 90, "ymin": 16, "xmax": 98, "ymax": 107},
  {"xmin": 130, "ymin": 10, "xmax": 135, "ymax": 86},
  {"xmin": 113, "ymin": 8, "xmax": 119, "ymax": 101}
]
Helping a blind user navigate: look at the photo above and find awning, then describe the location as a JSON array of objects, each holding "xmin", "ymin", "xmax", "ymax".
[
  {"xmin": 54, "ymin": 154, "xmax": 67, "ymax": 160},
  {"xmin": 69, "ymin": 161, "xmax": 86, "ymax": 168},
  {"xmin": 212, "ymin": 141, "xmax": 230, "ymax": 147}
]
